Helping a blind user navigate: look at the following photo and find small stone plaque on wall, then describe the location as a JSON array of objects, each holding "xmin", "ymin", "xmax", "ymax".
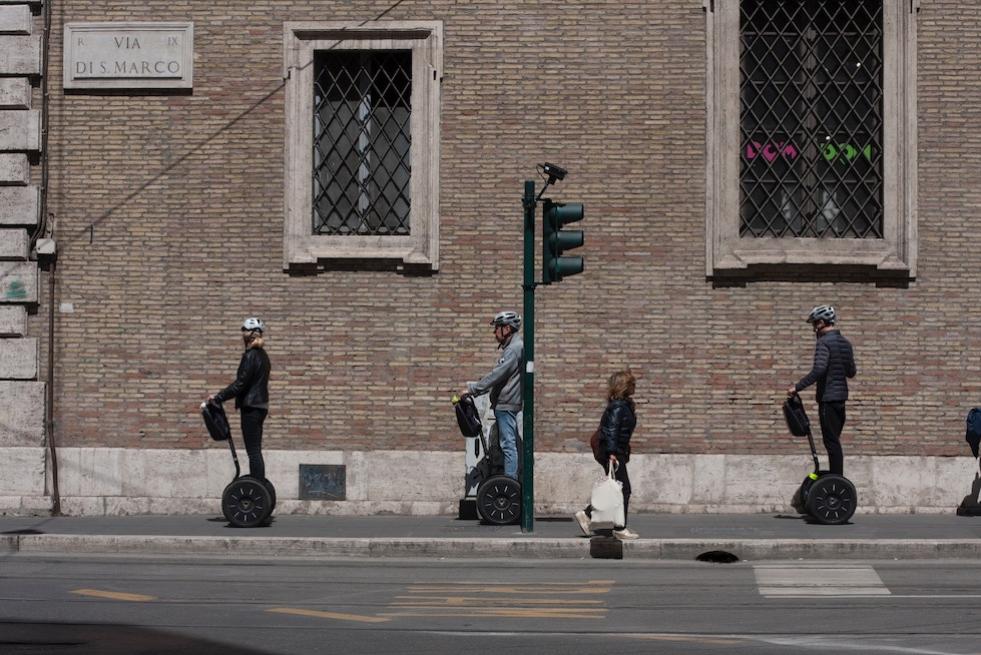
[
  {"xmin": 298, "ymin": 464, "xmax": 346, "ymax": 501},
  {"xmin": 63, "ymin": 22, "xmax": 193, "ymax": 90}
]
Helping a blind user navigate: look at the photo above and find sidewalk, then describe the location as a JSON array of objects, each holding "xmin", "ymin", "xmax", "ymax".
[{"xmin": 4, "ymin": 512, "xmax": 981, "ymax": 560}]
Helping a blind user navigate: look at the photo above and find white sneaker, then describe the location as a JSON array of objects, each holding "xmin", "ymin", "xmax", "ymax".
[
  {"xmin": 613, "ymin": 527, "xmax": 639, "ymax": 540},
  {"xmin": 574, "ymin": 510, "xmax": 592, "ymax": 536}
]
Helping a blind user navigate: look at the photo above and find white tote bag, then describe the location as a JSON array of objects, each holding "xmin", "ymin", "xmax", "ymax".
[{"xmin": 589, "ymin": 465, "xmax": 625, "ymax": 527}]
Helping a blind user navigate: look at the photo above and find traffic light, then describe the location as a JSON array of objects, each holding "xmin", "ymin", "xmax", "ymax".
[{"xmin": 542, "ymin": 199, "xmax": 584, "ymax": 284}]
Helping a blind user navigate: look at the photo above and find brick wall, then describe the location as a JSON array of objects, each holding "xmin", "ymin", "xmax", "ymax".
[{"xmin": 41, "ymin": 1, "xmax": 981, "ymax": 460}]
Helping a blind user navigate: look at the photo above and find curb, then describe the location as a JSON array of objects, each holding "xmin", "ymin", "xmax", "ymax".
[{"xmin": 5, "ymin": 534, "xmax": 981, "ymax": 560}]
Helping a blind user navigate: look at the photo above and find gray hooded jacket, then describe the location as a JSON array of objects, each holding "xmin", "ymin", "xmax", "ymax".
[{"xmin": 469, "ymin": 334, "xmax": 523, "ymax": 412}]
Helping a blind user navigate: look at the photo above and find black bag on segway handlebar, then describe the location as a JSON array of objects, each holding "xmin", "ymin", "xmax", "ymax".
[
  {"xmin": 783, "ymin": 394, "xmax": 810, "ymax": 437},
  {"xmin": 202, "ymin": 400, "xmax": 231, "ymax": 442},
  {"xmin": 453, "ymin": 395, "xmax": 482, "ymax": 438}
]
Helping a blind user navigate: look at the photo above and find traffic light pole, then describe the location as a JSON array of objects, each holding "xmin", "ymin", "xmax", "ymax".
[{"xmin": 521, "ymin": 179, "xmax": 536, "ymax": 533}]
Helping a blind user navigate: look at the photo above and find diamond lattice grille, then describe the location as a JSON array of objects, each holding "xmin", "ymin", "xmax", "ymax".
[
  {"xmin": 313, "ymin": 50, "xmax": 412, "ymax": 236},
  {"xmin": 740, "ymin": 0, "xmax": 883, "ymax": 238}
]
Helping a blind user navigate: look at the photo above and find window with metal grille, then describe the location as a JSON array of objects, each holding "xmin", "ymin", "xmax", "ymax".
[
  {"xmin": 313, "ymin": 50, "xmax": 412, "ymax": 236},
  {"xmin": 740, "ymin": 0, "xmax": 883, "ymax": 239}
]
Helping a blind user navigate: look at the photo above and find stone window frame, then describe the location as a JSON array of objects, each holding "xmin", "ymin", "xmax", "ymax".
[
  {"xmin": 704, "ymin": 1, "xmax": 918, "ymax": 280},
  {"xmin": 283, "ymin": 21, "xmax": 442, "ymax": 272}
]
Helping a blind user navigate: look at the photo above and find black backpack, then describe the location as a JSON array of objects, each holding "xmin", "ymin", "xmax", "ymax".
[
  {"xmin": 202, "ymin": 400, "xmax": 231, "ymax": 442},
  {"xmin": 453, "ymin": 395, "xmax": 482, "ymax": 438},
  {"xmin": 783, "ymin": 394, "xmax": 811, "ymax": 437}
]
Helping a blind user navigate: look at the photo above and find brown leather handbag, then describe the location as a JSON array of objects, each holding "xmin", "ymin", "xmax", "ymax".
[{"xmin": 589, "ymin": 427, "xmax": 605, "ymax": 465}]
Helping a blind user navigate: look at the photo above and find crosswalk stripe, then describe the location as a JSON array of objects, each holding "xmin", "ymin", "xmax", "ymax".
[{"xmin": 754, "ymin": 564, "xmax": 890, "ymax": 597}]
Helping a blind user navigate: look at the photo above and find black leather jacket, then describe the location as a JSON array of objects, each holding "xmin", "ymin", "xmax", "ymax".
[
  {"xmin": 600, "ymin": 398, "xmax": 636, "ymax": 462},
  {"xmin": 216, "ymin": 346, "xmax": 270, "ymax": 410}
]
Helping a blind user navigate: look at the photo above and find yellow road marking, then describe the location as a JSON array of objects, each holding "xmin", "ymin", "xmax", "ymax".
[
  {"xmin": 624, "ymin": 634, "xmax": 745, "ymax": 645},
  {"xmin": 394, "ymin": 596, "xmax": 603, "ymax": 606},
  {"xmin": 267, "ymin": 607, "xmax": 390, "ymax": 624},
  {"xmin": 381, "ymin": 608, "xmax": 605, "ymax": 619},
  {"xmin": 406, "ymin": 584, "xmax": 611, "ymax": 595},
  {"xmin": 408, "ymin": 580, "xmax": 613, "ymax": 587},
  {"xmin": 390, "ymin": 580, "xmax": 615, "ymax": 620},
  {"xmin": 71, "ymin": 589, "xmax": 156, "ymax": 602}
]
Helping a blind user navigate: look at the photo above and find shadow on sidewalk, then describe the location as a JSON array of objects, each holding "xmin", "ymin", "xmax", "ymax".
[
  {"xmin": 1, "ymin": 517, "xmax": 55, "ymax": 535},
  {"xmin": 0, "ymin": 621, "xmax": 274, "ymax": 655}
]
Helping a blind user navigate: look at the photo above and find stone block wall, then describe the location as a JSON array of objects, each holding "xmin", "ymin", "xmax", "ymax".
[
  {"xmin": 0, "ymin": 0, "xmax": 46, "ymax": 513},
  {"xmin": 29, "ymin": 448, "xmax": 981, "ymax": 517}
]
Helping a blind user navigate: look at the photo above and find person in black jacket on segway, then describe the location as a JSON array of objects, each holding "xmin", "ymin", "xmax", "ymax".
[
  {"xmin": 787, "ymin": 305, "xmax": 856, "ymax": 476},
  {"xmin": 208, "ymin": 317, "xmax": 271, "ymax": 480}
]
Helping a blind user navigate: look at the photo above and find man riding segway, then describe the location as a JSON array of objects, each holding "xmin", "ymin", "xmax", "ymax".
[
  {"xmin": 459, "ymin": 311, "xmax": 524, "ymax": 524},
  {"xmin": 785, "ymin": 305, "xmax": 858, "ymax": 524},
  {"xmin": 787, "ymin": 305, "xmax": 856, "ymax": 477}
]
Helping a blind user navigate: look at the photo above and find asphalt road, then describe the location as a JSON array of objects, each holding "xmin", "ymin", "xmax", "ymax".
[{"xmin": 3, "ymin": 554, "xmax": 981, "ymax": 654}]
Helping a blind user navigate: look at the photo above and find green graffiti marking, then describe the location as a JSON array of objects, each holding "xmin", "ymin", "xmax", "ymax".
[
  {"xmin": 4, "ymin": 279, "xmax": 27, "ymax": 300},
  {"xmin": 823, "ymin": 143, "xmax": 874, "ymax": 163}
]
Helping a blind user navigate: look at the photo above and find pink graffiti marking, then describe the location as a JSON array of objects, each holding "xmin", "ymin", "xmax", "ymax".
[{"xmin": 745, "ymin": 141, "xmax": 798, "ymax": 162}]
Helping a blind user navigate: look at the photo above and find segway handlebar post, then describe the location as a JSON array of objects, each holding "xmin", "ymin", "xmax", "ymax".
[
  {"xmin": 790, "ymin": 391, "xmax": 821, "ymax": 474},
  {"xmin": 227, "ymin": 434, "xmax": 241, "ymax": 479},
  {"xmin": 805, "ymin": 429, "xmax": 820, "ymax": 474}
]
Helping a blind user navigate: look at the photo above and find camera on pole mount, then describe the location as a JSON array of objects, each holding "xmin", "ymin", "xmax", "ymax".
[
  {"xmin": 541, "ymin": 162, "xmax": 567, "ymax": 184},
  {"xmin": 535, "ymin": 162, "xmax": 567, "ymax": 201}
]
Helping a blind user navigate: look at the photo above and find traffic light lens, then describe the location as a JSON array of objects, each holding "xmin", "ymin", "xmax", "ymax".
[
  {"xmin": 542, "ymin": 199, "xmax": 585, "ymax": 284},
  {"xmin": 550, "ymin": 203, "xmax": 584, "ymax": 225},
  {"xmin": 549, "ymin": 230, "xmax": 583, "ymax": 250},
  {"xmin": 551, "ymin": 256, "xmax": 584, "ymax": 277}
]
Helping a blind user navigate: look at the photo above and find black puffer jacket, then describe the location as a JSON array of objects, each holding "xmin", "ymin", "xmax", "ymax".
[
  {"xmin": 216, "ymin": 345, "xmax": 270, "ymax": 410},
  {"xmin": 600, "ymin": 398, "xmax": 636, "ymax": 462},
  {"xmin": 795, "ymin": 330, "xmax": 856, "ymax": 403}
]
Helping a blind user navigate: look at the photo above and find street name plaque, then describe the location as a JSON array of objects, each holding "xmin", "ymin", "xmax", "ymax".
[{"xmin": 63, "ymin": 22, "xmax": 193, "ymax": 90}]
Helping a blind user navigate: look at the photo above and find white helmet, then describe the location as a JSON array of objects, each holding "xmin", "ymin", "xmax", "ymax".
[
  {"xmin": 241, "ymin": 317, "xmax": 265, "ymax": 333},
  {"xmin": 806, "ymin": 305, "xmax": 836, "ymax": 325},
  {"xmin": 490, "ymin": 311, "xmax": 521, "ymax": 330}
]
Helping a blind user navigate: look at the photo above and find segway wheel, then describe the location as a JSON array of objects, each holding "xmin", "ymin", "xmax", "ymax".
[
  {"xmin": 263, "ymin": 478, "xmax": 277, "ymax": 513},
  {"xmin": 222, "ymin": 477, "xmax": 273, "ymax": 528},
  {"xmin": 791, "ymin": 478, "xmax": 809, "ymax": 514},
  {"xmin": 805, "ymin": 475, "xmax": 857, "ymax": 525},
  {"xmin": 243, "ymin": 475, "xmax": 276, "ymax": 522},
  {"xmin": 476, "ymin": 475, "xmax": 522, "ymax": 525}
]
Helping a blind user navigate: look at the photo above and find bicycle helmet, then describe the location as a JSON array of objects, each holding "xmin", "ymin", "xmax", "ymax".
[
  {"xmin": 490, "ymin": 311, "xmax": 521, "ymax": 330},
  {"xmin": 241, "ymin": 317, "xmax": 265, "ymax": 333},
  {"xmin": 806, "ymin": 305, "xmax": 837, "ymax": 325}
]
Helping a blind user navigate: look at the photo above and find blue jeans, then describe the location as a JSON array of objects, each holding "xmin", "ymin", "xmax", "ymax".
[{"xmin": 494, "ymin": 409, "xmax": 519, "ymax": 479}]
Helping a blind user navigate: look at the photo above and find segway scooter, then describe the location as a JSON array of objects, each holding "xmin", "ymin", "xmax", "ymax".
[
  {"xmin": 453, "ymin": 394, "xmax": 522, "ymax": 526},
  {"xmin": 201, "ymin": 399, "xmax": 276, "ymax": 528},
  {"xmin": 783, "ymin": 393, "xmax": 857, "ymax": 524}
]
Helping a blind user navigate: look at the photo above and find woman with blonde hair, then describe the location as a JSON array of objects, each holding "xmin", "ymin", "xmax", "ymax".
[{"xmin": 575, "ymin": 369, "xmax": 639, "ymax": 540}]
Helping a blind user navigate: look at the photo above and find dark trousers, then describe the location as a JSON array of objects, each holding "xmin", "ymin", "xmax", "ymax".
[
  {"xmin": 585, "ymin": 460, "xmax": 631, "ymax": 529},
  {"xmin": 240, "ymin": 407, "xmax": 267, "ymax": 480},
  {"xmin": 819, "ymin": 401, "xmax": 846, "ymax": 476}
]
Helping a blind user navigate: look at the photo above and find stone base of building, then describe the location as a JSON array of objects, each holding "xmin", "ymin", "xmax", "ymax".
[{"xmin": 0, "ymin": 448, "xmax": 978, "ymax": 516}]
